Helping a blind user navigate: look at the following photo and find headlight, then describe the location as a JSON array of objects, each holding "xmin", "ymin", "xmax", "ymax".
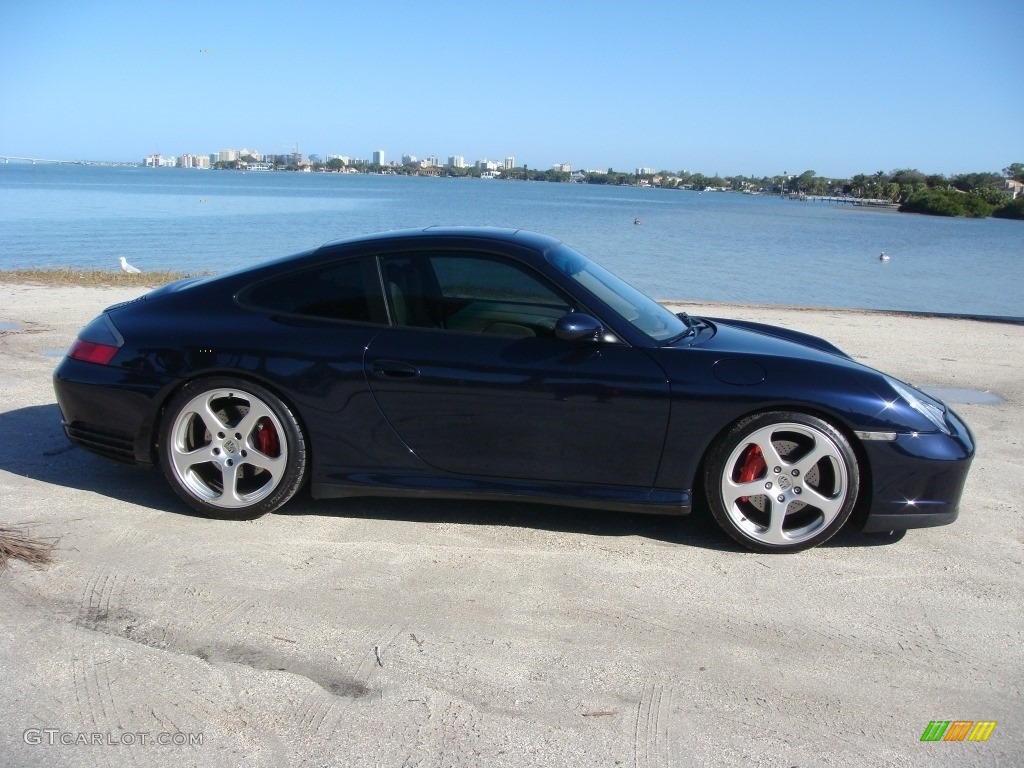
[{"xmin": 886, "ymin": 377, "xmax": 950, "ymax": 435}]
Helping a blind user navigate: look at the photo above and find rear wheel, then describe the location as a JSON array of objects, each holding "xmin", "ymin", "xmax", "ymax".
[
  {"xmin": 704, "ymin": 411, "xmax": 859, "ymax": 553},
  {"xmin": 159, "ymin": 378, "xmax": 307, "ymax": 519}
]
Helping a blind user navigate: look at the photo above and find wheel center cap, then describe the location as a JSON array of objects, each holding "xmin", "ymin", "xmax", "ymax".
[
  {"xmin": 223, "ymin": 439, "xmax": 239, "ymax": 455},
  {"xmin": 778, "ymin": 475, "xmax": 792, "ymax": 490}
]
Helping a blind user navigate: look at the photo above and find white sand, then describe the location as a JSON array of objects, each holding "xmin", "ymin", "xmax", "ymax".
[{"xmin": 2, "ymin": 282, "xmax": 1021, "ymax": 766}]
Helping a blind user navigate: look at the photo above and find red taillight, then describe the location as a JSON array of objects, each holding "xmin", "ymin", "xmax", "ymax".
[{"xmin": 69, "ymin": 340, "xmax": 119, "ymax": 365}]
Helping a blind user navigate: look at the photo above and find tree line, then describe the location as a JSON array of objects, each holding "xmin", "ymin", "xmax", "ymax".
[
  {"xmin": 812, "ymin": 165, "xmax": 1022, "ymax": 219},
  {"xmin": 634, "ymin": 165, "xmax": 1021, "ymax": 219},
  {"xmin": 658, "ymin": 164, "xmax": 1024, "ymax": 220},
  {"xmin": 213, "ymin": 156, "xmax": 1024, "ymax": 220},
  {"xmin": 524, "ymin": 162, "xmax": 1023, "ymax": 219}
]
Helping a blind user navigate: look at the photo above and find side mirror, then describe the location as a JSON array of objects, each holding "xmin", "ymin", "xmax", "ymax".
[{"xmin": 555, "ymin": 312, "xmax": 603, "ymax": 342}]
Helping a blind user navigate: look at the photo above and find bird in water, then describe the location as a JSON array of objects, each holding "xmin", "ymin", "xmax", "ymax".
[
  {"xmin": 119, "ymin": 256, "xmax": 141, "ymax": 273},
  {"xmin": 878, "ymin": 251, "xmax": 890, "ymax": 261},
  {"xmin": 634, "ymin": 217, "xmax": 641, "ymax": 225}
]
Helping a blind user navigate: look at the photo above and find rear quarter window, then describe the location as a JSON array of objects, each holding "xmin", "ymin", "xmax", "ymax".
[{"xmin": 243, "ymin": 259, "xmax": 376, "ymax": 322}]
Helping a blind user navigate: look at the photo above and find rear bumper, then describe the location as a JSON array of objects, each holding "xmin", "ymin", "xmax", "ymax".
[
  {"xmin": 860, "ymin": 409, "xmax": 975, "ymax": 532},
  {"xmin": 53, "ymin": 357, "xmax": 176, "ymax": 466}
]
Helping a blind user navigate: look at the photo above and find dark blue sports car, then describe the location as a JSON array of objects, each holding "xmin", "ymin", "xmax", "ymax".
[{"xmin": 53, "ymin": 227, "xmax": 974, "ymax": 553}]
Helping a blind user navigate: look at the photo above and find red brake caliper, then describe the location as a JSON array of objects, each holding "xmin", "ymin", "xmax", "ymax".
[
  {"xmin": 255, "ymin": 418, "xmax": 279, "ymax": 459},
  {"xmin": 736, "ymin": 444, "xmax": 766, "ymax": 503}
]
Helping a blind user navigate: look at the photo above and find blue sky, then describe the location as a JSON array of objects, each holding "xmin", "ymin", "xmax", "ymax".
[{"xmin": 1, "ymin": 0, "xmax": 1021, "ymax": 177}]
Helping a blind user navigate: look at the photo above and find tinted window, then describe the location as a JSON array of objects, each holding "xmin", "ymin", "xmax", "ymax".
[
  {"xmin": 432, "ymin": 256, "xmax": 565, "ymax": 304},
  {"xmin": 245, "ymin": 259, "xmax": 375, "ymax": 322},
  {"xmin": 381, "ymin": 253, "xmax": 571, "ymax": 337}
]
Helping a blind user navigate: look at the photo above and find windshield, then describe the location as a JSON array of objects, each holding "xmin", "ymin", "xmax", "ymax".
[{"xmin": 545, "ymin": 244, "xmax": 687, "ymax": 343}]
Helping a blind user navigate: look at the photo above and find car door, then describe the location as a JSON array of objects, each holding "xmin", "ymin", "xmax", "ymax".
[{"xmin": 363, "ymin": 250, "xmax": 671, "ymax": 487}]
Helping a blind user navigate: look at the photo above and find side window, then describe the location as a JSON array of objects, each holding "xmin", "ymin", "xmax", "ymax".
[
  {"xmin": 432, "ymin": 257, "xmax": 565, "ymax": 305},
  {"xmin": 381, "ymin": 252, "xmax": 572, "ymax": 337},
  {"xmin": 243, "ymin": 258, "xmax": 381, "ymax": 323}
]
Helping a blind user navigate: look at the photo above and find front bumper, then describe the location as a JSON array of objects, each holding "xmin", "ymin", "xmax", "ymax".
[{"xmin": 860, "ymin": 408, "xmax": 975, "ymax": 532}]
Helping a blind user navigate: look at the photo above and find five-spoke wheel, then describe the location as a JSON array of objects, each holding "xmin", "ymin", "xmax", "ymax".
[
  {"xmin": 159, "ymin": 378, "xmax": 307, "ymax": 518},
  {"xmin": 705, "ymin": 411, "xmax": 859, "ymax": 553}
]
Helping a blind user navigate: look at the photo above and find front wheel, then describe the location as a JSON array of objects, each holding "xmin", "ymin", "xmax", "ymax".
[
  {"xmin": 704, "ymin": 411, "xmax": 859, "ymax": 553},
  {"xmin": 159, "ymin": 378, "xmax": 307, "ymax": 519}
]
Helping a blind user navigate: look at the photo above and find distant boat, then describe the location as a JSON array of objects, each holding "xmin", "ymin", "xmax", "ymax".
[{"xmin": 879, "ymin": 251, "xmax": 890, "ymax": 262}]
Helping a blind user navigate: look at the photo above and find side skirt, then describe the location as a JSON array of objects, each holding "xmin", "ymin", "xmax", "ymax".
[{"xmin": 311, "ymin": 473, "xmax": 691, "ymax": 516}]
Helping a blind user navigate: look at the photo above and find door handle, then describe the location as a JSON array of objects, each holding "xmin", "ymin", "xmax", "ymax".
[{"xmin": 372, "ymin": 360, "xmax": 421, "ymax": 379}]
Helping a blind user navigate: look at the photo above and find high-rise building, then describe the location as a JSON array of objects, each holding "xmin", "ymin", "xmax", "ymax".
[
  {"xmin": 504, "ymin": 156, "xmax": 515, "ymax": 170},
  {"xmin": 373, "ymin": 150, "xmax": 386, "ymax": 166},
  {"xmin": 178, "ymin": 153, "xmax": 210, "ymax": 169},
  {"xmin": 448, "ymin": 155, "xmax": 465, "ymax": 169},
  {"xmin": 144, "ymin": 154, "xmax": 177, "ymax": 167}
]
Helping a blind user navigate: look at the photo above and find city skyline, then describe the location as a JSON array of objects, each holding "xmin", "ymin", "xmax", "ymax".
[
  {"xmin": 2, "ymin": 1, "xmax": 1021, "ymax": 177},
  {"xmin": 139, "ymin": 147, "xmax": 523, "ymax": 171}
]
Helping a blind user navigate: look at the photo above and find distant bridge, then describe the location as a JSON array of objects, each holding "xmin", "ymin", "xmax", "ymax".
[{"xmin": 0, "ymin": 156, "xmax": 138, "ymax": 167}]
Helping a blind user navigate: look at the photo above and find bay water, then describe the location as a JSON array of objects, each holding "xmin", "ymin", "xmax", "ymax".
[{"xmin": 1, "ymin": 163, "xmax": 1021, "ymax": 317}]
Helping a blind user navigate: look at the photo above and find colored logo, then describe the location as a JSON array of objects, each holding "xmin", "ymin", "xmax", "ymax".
[{"xmin": 920, "ymin": 721, "xmax": 996, "ymax": 742}]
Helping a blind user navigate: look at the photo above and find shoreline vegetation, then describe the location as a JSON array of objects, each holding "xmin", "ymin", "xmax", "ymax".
[
  {"xmin": 0, "ymin": 268, "xmax": 198, "ymax": 286},
  {"xmin": 205, "ymin": 158, "xmax": 1024, "ymax": 221}
]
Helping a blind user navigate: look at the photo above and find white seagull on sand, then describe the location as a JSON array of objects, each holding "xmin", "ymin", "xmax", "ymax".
[{"xmin": 119, "ymin": 256, "xmax": 141, "ymax": 273}]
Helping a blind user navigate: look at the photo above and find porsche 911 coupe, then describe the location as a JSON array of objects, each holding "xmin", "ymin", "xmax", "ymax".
[{"xmin": 53, "ymin": 227, "xmax": 974, "ymax": 553}]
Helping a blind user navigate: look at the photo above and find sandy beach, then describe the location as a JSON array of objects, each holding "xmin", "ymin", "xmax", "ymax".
[{"xmin": 1, "ymin": 281, "xmax": 1021, "ymax": 767}]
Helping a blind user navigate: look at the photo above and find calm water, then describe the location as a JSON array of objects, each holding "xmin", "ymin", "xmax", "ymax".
[{"xmin": 2, "ymin": 163, "xmax": 1022, "ymax": 317}]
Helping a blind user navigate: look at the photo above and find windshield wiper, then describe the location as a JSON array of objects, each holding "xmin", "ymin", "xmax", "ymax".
[{"xmin": 667, "ymin": 312, "xmax": 708, "ymax": 344}]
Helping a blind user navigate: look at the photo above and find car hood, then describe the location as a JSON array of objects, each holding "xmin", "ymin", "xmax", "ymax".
[
  {"xmin": 699, "ymin": 317, "xmax": 850, "ymax": 358},
  {"xmin": 656, "ymin": 315, "xmax": 878, "ymax": 385},
  {"xmin": 651, "ymin": 316, "xmax": 968, "ymax": 437}
]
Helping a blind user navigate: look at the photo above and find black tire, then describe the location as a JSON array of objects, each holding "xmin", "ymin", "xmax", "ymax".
[
  {"xmin": 158, "ymin": 378, "xmax": 307, "ymax": 519},
  {"xmin": 704, "ymin": 411, "xmax": 859, "ymax": 553}
]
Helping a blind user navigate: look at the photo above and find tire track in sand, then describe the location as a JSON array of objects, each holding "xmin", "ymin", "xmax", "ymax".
[{"xmin": 634, "ymin": 678, "xmax": 674, "ymax": 768}]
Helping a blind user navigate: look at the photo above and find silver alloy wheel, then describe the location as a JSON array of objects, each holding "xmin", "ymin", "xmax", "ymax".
[
  {"xmin": 719, "ymin": 421, "xmax": 850, "ymax": 548},
  {"xmin": 168, "ymin": 387, "xmax": 288, "ymax": 509}
]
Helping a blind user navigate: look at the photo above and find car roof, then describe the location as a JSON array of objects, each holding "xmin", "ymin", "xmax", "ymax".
[
  {"xmin": 318, "ymin": 226, "xmax": 563, "ymax": 253},
  {"xmin": 162, "ymin": 228, "xmax": 570, "ymax": 298}
]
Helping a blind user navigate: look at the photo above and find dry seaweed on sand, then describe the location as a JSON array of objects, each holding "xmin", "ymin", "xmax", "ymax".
[
  {"xmin": 0, "ymin": 268, "xmax": 205, "ymax": 287},
  {"xmin": 0, "ymin": 525, "xmax": 58, "ymax": 571}
]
